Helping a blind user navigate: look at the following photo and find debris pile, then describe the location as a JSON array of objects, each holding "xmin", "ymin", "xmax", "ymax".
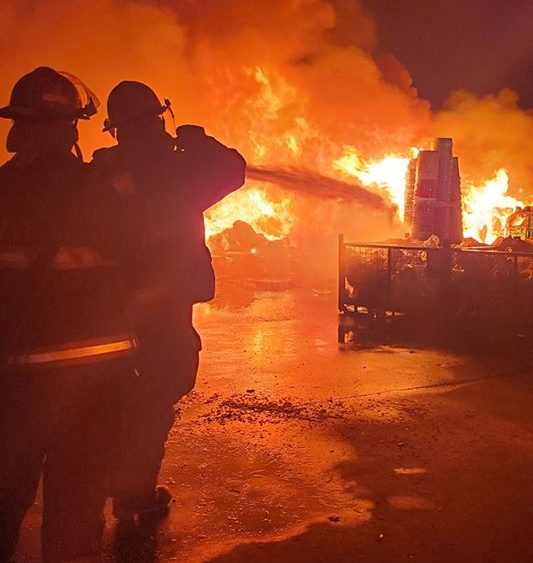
[{"xmin": 199, "ymin": 393, "xmax": 348, "ymax": 425}]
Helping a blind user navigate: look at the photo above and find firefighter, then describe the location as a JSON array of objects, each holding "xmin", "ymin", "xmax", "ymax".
[
  {"xmin": 0, "ymin": 67, "xmax": 136, "ymax": 561},
  {"xmin": 92, "ymin": 81, "xmax": 246, "ymax": 522}
]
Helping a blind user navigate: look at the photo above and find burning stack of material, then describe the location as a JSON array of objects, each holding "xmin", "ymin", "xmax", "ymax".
[{"xmin": 405, "ymin": 138, "xmax": 463, "ymax": 244}]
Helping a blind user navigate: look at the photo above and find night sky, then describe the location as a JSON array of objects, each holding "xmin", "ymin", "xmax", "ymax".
[{"xmin": 364, "ymin": 0, "xmax": 533, "ymax": 108}]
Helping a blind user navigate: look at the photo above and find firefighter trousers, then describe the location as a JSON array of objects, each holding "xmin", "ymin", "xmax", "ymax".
[
  {"xmin": 112, "ymin": 328, "xmax": 199, "ymax": 517},
  {"xmin": 0, "ymin": 362, "xmax": 133, "ymax": 562}
]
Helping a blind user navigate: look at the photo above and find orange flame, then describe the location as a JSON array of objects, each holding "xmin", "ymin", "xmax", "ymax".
[
  {"xmin": 462, "ymin": 169, "xmax": 525, "ymax": 244},
  {"xmin": 206, "ymin": 154, "xmax": 528, "ymax": 245},
  {"xmin": 203, "ymin": 69, "xmax": 528, "ymax": 245},
  {"xmin": 205, "ymin": 186, "xmax": 293, "ymax": 241},
  {"xmin": 332, "ymin": 146, "xmax": 411, "ymax": 221}
]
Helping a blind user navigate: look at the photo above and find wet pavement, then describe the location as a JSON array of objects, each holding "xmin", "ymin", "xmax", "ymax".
[{"xmin": 15, "ymin": 285, "xmax": 533, "ymax": 562}]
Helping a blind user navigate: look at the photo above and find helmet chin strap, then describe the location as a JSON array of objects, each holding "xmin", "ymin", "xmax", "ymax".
[
  {"xmin": 6, "ymin": 124, "xmax": 17, "ymax": 153},
  {"xmin": 163, "ymin": 99, "xmax": 176, "ymax": 134},
  {"xmin": 103, "ymin": 118, "xmax": 117, "ymax": 139},
  {"xmin": 73, "ymin": 142, "xmax": 84, "ymax": 161}
]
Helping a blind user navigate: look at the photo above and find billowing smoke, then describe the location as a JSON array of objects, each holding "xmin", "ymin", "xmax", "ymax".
[
  {"xmin": 434, "ymin": 89, "xmax": 533, "ymax": 191},
  {"xmin": 0, "ymin": 0, "xmax": 429, "ymax": 158},
  {"xmin": 0, "ymin": 0, "xmax": 531, "ymax": 249}
]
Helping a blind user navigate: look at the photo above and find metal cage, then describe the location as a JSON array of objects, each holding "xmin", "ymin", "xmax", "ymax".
[{"xmin": 338, "ymin": 235, "xmax": 533, "ymax": 333}]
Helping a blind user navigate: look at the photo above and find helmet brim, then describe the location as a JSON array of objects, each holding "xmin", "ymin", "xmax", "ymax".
[
  {"xmin": 0, "ymin": 104, "xmax": 91, "ymax": 120},
  {"xmin": 0, "ymin": 105, "xmax": 37, "ymax": 119}
]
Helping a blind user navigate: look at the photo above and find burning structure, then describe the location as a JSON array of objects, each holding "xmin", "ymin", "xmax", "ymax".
[{"xmin": 404, "ymin": 138, "xmax": 463, "ymax": 243}]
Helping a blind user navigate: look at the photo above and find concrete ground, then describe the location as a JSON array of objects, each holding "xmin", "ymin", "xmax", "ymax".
[{"xmin": 15, "ymin": 285, "xmax": 533, "ymax": 562}]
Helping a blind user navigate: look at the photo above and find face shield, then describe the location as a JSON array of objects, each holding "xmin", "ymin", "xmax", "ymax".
[{"xmin": 57, "ymin": 71, "xmax": 100, "ymax": 120}]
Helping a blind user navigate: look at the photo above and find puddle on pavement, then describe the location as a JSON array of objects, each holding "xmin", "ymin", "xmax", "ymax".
[
  {"xmin": 153, "ymin": 414, "xmax": 371, "ymax": 562},
  {"xmin": 387, "ymin": 495, "xmax": 436, "ymax": 510}
]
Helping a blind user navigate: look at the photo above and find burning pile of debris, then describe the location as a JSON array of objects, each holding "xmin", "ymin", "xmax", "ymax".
[
  {"xmin": 206, "ymin": 135, "xmax": 530, "ymax": 294},
  {"xmin": 4, "ymin": 1, "xmax": 531, "ymax": 294},
  {"xmin": 209, "ymin": 220, "xmax": 296, "ymax": 289}
]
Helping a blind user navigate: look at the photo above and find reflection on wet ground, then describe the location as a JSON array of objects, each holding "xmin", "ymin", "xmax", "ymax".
[
  {"xmin": 15, "ymin": 285, "xmax": 533, "ymax": 562},
  {"xmin": 339, "ymin": 304, "xmax": 532, "ymax": 356}
]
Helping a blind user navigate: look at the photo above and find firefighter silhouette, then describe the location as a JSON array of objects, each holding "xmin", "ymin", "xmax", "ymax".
[
  {"xmin": 92, "ymin": 81, "xmax": 246, "ymax": 522},
  {"xmin": 0, "ymin": 67, "xmax": 136, "ymax": 561}
]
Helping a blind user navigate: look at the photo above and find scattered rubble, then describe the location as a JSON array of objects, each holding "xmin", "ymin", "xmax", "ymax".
[{"xmin": 199, "ymin": 393, "xmax": 348, "ymax": 425}]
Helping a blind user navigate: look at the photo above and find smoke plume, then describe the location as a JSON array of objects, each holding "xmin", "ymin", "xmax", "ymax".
[
  {"xmin": 0, "ymin": 0, "xmax": 429, "ymax": 158},
  {"xmin": 434, "ymin": 89, "xmax": 533, "ymax": 190},
  {"xmin": 0, "ymin": 0, "xmax": 531, "ymax": 245}
]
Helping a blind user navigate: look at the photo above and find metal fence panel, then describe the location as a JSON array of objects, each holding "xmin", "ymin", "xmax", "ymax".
[{"xmin": 339, "ymin": 237, "xmax": 533, "ymax": 327}]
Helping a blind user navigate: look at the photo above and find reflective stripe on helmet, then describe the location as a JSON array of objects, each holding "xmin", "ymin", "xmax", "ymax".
[
  {"xmin": 42, "ymin": 92, "xmax": 71, "ymax": 105},
  {"xmin": 7, "ymin": 336, "xmax": 136, "ymax": 366}
]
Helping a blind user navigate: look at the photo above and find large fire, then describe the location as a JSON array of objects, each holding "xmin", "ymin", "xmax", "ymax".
[
  {"xmin": 202, "ymin": 67, "xmax": 529, "ymax": 247},
  {"xmin": 206, "ymin": 137, "xmax": 527, "ymax": 246},
  {"xmin": 2, "ymin": 5, "xmax": 530, "ymax": 249}
]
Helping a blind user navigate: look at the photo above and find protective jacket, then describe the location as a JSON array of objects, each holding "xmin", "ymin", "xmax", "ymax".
[
  {"xmin": 92, "ymin": 127, "xmax": 246, "ymax": 315},
  {"xmin": 0, "ymin": 153, "xmax": 134, "ymax": 368}
]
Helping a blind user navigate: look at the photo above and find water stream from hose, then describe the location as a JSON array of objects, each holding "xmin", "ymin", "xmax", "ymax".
[{"xmin": 246, "ymin": 165, "xmax": 391, "ymax": 211}]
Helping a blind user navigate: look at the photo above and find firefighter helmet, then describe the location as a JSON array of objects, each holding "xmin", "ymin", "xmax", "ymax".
[
  {"xmin": 103, "ymin": 81, "xmax": 168, "ymax": 132},
  {"xmin": 0, "ymin": 66, "xmax": 98, "ymax": 121}
]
